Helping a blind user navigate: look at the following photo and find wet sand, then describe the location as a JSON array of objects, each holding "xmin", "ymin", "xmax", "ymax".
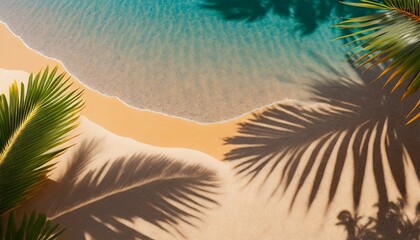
[{"xmin": 0, "ymin": 21, "xmax": 251, "ymax": 160}]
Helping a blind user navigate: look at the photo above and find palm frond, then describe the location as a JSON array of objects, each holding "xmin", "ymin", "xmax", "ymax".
[
  {"xmin": 224, "ymin": 62, "xmax": 419, "ymax": 210},
  {"xmin": 0, "ymin": 67, "xmax": 84, "ymax": 215},
  {"xmin": 0, "ymin": 211, "xmax": 64, "ymax": 240},
  {"xmin": 335, "ymin": 0, "xmax": 420, "ymax": 122},
  {"xmin": 23, "ymin": 139, "xmax": 220, "ymax": 239}
]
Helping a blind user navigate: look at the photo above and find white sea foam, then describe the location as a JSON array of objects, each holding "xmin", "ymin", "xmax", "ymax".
[{"xmin": 0, "ymin": 0, "xmax": 359, "ymax": 122}]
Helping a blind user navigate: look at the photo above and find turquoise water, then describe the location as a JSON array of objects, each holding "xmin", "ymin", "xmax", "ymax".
[{"xmin": 0, "ymin": 0, "xmax": 359, "ymax": 121}]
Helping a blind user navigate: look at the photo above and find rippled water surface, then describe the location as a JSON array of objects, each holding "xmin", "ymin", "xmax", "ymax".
[{"xmin": 0, "ymin": 0, "xmax": 359, "ymax": 121}]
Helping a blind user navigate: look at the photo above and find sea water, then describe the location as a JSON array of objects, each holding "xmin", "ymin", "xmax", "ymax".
[{"xmin": 0, "ymin": 0, "xmax": 359, "ymax": 121}]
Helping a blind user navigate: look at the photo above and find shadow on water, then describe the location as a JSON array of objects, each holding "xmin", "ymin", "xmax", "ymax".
[{"xmin": 201, "ymin": 0, "xmax": 376, "ymax": 35}]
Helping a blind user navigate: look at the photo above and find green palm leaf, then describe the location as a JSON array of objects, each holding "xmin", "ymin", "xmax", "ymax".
[
  {"xmin": 335, "ymin": 0, "xmax": 420, "ymax": 123},
  {"xmin": 1, "ymin": 211, "xmax": 64, "ymax": 240},
  {"xmin": 0, "ymin": 67, "xmax": 84, "ymax": 215}
]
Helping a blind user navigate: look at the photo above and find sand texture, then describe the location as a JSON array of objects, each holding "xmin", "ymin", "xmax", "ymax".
[
  {"xmin": 0, "ymin": 0, "xmax": 357, "ymax": 121},
  {"xmin": 1, "ymin": 16, "xmax": 419, "ymax": 240},
  {"xmin": 0, "ymin": 22, "xmax": 247, "ymax": 160},
  {"xmin": 13, "ymin": 114, "xmax": 420, "ymax": 240}
]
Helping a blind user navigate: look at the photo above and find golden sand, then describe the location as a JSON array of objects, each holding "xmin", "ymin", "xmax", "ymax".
[{"xmin": 0, "ymin": 22, "xmax": 252, "ymax": 160}]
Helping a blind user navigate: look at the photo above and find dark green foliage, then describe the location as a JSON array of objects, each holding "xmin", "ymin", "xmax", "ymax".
[{"xmin": 0, "ymin": 211, "xmax": 63, "ymax": 240}]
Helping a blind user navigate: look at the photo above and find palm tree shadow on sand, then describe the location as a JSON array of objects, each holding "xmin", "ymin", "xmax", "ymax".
[
  {"xmin": 224, "ymin": 60, "xmax": 420, "ymax": 212},
  {"xmin": 201, "ymin": 0, "xmax": 376, "ymax": 35},
  {"xmin": 23, "ymin": 139, "xmax": 220, "ymax": 240},
  {"xmin": 337, "ymin": 199, "xmax": 420, "ymax": 240}
]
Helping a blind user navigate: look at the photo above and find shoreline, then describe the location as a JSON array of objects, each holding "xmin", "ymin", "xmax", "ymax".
[
  {"xmin": 0, "ymin": 20, "xmax": 313, "ymax": 125},
  {"xmin": 0, "ymin": 13, "xmax": 319, "ymax": 122},
  {"xmin": 0, "ymin": 20, "xmax": 242, "ymax": 160},
  {"xmin": 0, "ymin": 20, "xmax": 318, "ymax": 160}
]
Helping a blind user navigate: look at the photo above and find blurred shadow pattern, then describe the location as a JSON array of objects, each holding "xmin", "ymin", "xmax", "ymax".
[
  {"xmin": 224, "ymin": 61, "xmax": 420, "ymax": 211},
  {"xmin": 337, "ymin": 199, "xmax": 420, "ymax": 239},
  {"xmin": 201, "ymin": 0, "xmax": 376, "ymax": 34},
  {"xmin": 30, "ymin": 139, "xmax": 220, "ymax": 240}
]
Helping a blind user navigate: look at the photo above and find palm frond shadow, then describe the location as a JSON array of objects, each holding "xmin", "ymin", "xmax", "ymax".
[
  {"xmin": 224, "ymin": 63, "xmax": 420, "ymax": 211},
  {"xmin": 201, "ymin": 0, "xmax": 376, "ymax": 35},
  {"xmin": 30, "ymin": 139, "xmax": 220, "ymax": 240}
]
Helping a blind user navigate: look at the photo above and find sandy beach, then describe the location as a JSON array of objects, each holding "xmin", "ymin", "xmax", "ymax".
[
  {"xmin": 0, "ymin": 21, "xmax": 250, "ymax": 160},
  {"xmin": 1, "ymin": 0, "xmax": 345, "ymax": 122},
  {"xmin": 7, "ymin": 84, "xmax": 418, "ymax": 240},
  {"xmin": 1, "ymin": 13, "xmax": 419, "ymax": 239}
]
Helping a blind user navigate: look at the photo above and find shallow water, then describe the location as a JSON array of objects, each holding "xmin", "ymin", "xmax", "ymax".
[{"xmin": 0, "ymin": 0, "xmax": 359, "ymax": 122}]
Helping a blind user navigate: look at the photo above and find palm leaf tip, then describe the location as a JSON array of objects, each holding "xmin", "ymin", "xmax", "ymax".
[
  {"xmin": 0, "ymin": 66, "xmax": 84, "ymax": 215},
  {"xmin": 336, "ymin": 0, "xmax": 420, "ymax": 123}
]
